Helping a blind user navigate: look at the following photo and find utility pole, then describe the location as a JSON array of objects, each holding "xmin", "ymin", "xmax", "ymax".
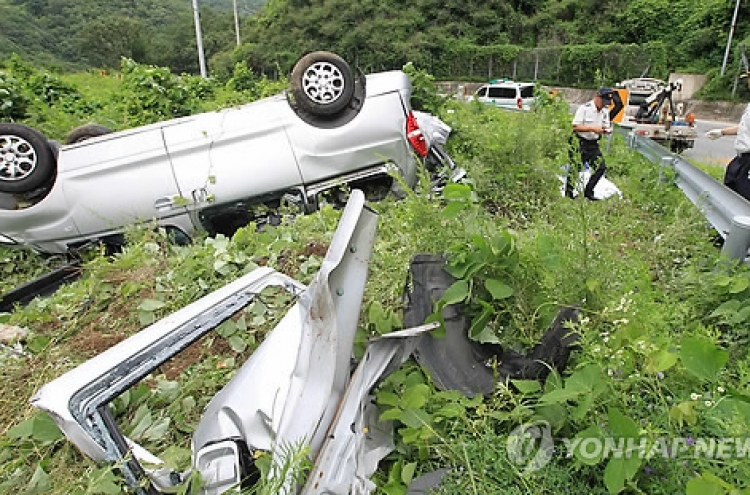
[
  {"xmin": 721, "ymin": 0, "xmax": 742, "ymax": 77},
  {"xmin": 233, "ymin": 0, "xmax": 241, "ymax": 46},
  {"xmin": 192, "ymin": 0, "xmax": 208, "ymax": 78}
]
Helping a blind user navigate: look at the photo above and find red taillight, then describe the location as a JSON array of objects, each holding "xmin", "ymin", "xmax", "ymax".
[
  {"xmin": 406, "ymin": 111, "xmax": 427, "ymax": 157},
  {"xmin": 517, "ymin": 97, "xmax": 523, "ymax": 109}
]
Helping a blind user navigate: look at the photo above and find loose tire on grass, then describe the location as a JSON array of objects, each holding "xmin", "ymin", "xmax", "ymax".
[
  {"xmin": 0, "ymin": 123, "xmax": 56, "ymax": 193},
  {"xmin": 291, "ymin": 51, "xmax": 355, "ymax": 117}
]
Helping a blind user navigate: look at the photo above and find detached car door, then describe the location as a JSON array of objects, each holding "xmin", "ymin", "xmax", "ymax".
[{"xmin": 163, "ymin": 96, "xmax": 303, "ymax": 231}]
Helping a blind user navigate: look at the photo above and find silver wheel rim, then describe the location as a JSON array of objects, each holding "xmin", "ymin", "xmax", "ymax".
[
  {"xmin": 0, "ymin": 134, "xmax": 37, "ymax": 182},
  {"xmin": 302, "ymin": 61, "xmax": 345, "ymax": 105}
]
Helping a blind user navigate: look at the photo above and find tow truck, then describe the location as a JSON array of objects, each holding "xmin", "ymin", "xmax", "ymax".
[{"xmin": 618, "ymin": 78, "xmax": 697, "ymax": 154}]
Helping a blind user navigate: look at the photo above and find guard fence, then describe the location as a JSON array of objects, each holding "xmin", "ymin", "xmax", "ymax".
[{"xmin": 624, "ymin": 130, "xmax": 750, "ymax": 263}]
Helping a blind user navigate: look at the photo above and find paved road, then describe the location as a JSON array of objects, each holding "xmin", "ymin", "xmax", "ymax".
[
  {"xmin": 569, "ymin": 103, "xmax": 737, "ymax": 166},
  {"xmin": 682, "ymin": 119, "xmax": 737, "ymax": 166}
]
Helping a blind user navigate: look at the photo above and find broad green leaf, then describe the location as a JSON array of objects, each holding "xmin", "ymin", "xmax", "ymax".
[
  {"xmin": 440, "ymin": 280, "xmax": 469, "ymax": 305},
  {"xmin": 26, "ymin": 335, "xmax": 51, "ymax": 354},
  {"xmin": 471, "ymin": 324, "xmax": 502, "ymax": 344},
  {"xmin": 26, "ymin": 464, "xmax": 51, "ymax": 494},
  {"xmin": 669, "ymin": 401, "xmax": 698, "ymax": 426},
  {"xmin": 442, "ymin": 183, "xmax": 473, "ymax": 201},
  {"xmin": 469, "ymin": 301, "xmax": 494, "ymax": 339},
  {"xmin": 228, "ymin": 335, "xmax": 247, "ymax": 353},
  {"xmin": 731, "ymin": 305, "xmax": 750, "ymax": 324},
  {"xmin": 138, "ymin": 298, "xmax": 165, "ymax": 312},
  {"xmin": 539, "ymin": 387, "xmax": 582, "ymax": 404},
  {"xmin": 535, "ymin": 404, "xmax": 568, "ymax": 432},
  {"xmin": 573, "ymin": 393, "xmax": 595, "ymax": 421},
  {"xmin": 216, "ymin": 319, "xmax": 237, "ymax": 338},
  {"xmin": 485, "ymin": 278, "xmax": 513, "ymax": 299},
  {"xmin": 138, "ymin": 311, "xmax": 155, "ymax": 326},
  {"xmin": 709, "ymin": 300, "xmax": 741, "ymax": 319},
  {"xmin": 378, "ymin": 391, "xmax": 400, "ymax": 407},
  {"xmin": 129, "ymin": 405, "xmax": 153, "ymax": 439},
  {"xmin": 686, "ymin": 477, "xmax": 726, "ymax": 495},
  {"xmin": 445, "ymin": 260, "xmax": 482, "ymax": 280},
  {"xmin": 160, "ymin": 446, "xmax": 192, "ymax": 471},
  {"xmin": 565, "ymin": 365, "xmax": 607, "ymax": 396},
  {"xmin": 401, "ymin": 384, "xmax": 430, "ymax": 409},
  {"xmin": 470, "ymin": 235, "xmax": 491, "ymax": 257},
  {"xmin": 646, "ymin": 349, "xmax": 678, "ymax": 374},
  {"xmin": 400, "ymin": 408, "xmax": 431, "ymax": 429},
  {"xmin": 604, "ymin": 456, "xmax": 642, "ymax": 495},
  {"xmin": 571, "ymin": 425, "xmax": 606, "ymax": 465},
  {"xmin": 7, "ymin": 414, "xmax": 63, "ymax": 443},
  {"xmin": 401, "ymin": 462, "xmax": 417, "ymax": 485},
  {"xmin": 713, "ymin": 274, "xmax": 733, "ymax": 287},
  {"xmin": 512, "ymin": 380, "xmax": 541, "ymax": 395},
  {"xmin": 400, "ymin": 427, "xmax": 421, "ymax": 444},
  {"xmin": 379, "ymin": 408, "xmax": 403, "ymax": 422},
  {"xmin": 86, "ymin": 467, "xmax": 122, "ymax": 494},
  {"xmin": 607, "ymin": 408, "xmax": 639, "ymax": 439},
  {"xmin": 729, "ymin": 276, "xmax": 750, "ymax": 294},
  {"xmin": 680, "ymin": 337, "xmax": 728, "ymax": 381},
  {"xmin": 143, "ymin": 417, "xmax": 170, "ymax": 441},
  {"xmin": 435, "ymin": 403, "xmax": 464, "ymax": 418},
  {"xmin": 441, "ymin": 201, "xmax": 466, "ymax": 218},
  {"xmin": 156, "ymin": 380, "xmax": 180, "ymax": 401}
]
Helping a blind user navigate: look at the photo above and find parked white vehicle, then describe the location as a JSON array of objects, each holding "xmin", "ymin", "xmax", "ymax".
[
  {"xmin": 472, "ymin": 79, "xmax": 536, "ymax": 110},
  {"xmin": 0, "ymin": 52, "xmax": 455, "ymax": 254}
]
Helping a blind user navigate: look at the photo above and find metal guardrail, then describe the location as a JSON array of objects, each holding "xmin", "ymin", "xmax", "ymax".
[{"xmin": 623, "ymin": 130, "xmax": 750, "ymax": 262}]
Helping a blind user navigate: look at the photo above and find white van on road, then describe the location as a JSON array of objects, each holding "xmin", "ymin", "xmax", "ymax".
[{"xmin": 473, "ymin": 79, "xmax": 536, "ymax": 111}]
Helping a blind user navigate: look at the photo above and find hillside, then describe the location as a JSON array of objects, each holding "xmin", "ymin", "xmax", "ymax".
[
  {"xmin": 0, "ymin": 0, "xmax": 265, "ymax": 70},
  {"xmin": 2, "ymin": 0, "xmax": 750, "ymax": 98}
]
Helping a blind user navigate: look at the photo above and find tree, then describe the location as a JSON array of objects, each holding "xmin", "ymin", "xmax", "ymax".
[{"xmin": 78, "ymin": 15, "xmax": 148, "ymax": 68}]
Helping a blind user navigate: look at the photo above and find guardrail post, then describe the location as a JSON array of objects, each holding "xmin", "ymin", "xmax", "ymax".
[
  {"xmin": 659, "ymin": 156, "xmax": 674, "ymax": 184},
  {"xmin": 721, "ymin": 215, "xmax": 750, "ymax": 263},
  {"xmin": 626, "ymin": 132, "xmax": 636, "ymax": 149}
]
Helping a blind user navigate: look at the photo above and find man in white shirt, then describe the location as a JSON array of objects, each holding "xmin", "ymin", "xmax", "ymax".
[
  {"xmin": 567, "ymin": 87, "xmax": 614, "ymax": 199},
  {"xmin": 706, "ymin": 105, "xmax": 750, "ymax": 201}
]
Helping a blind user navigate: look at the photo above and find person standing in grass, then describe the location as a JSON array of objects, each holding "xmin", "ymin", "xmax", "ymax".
[
  {"xmin": 567, "ymin": 87, "xmax": 615, "ymax": 200},
  {"xmin": 706, "ymin": 105, "xmax": 750, "ymax": 201}
]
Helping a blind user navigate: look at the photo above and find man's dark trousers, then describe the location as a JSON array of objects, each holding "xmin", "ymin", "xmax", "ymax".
[
  {"xmin": 724, "ymin": 154, "xmax": 750, "ymax": 201},
  {"xmin": 580, "ymin": 137, "xmax": 606, "ymax": 199},
  {"xmin": 566, "ymin": 137, "xmax": 606, "ymax": 199}
]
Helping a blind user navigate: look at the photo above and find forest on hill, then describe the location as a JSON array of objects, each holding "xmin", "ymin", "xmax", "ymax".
[{"xmin": 2, "ymin": 0, "xmax": 750, "ymax": 91}]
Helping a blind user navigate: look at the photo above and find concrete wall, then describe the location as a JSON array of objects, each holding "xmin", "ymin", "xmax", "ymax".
[
  {"xmin": 435, "ymin": 76, "xmax": 746, "ymax": 123},
  {"xmin": 669, "ymin": 73, "xmax": 708, "ymax": 101}
]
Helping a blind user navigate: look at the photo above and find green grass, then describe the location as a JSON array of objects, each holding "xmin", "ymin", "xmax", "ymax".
[{"xmin": 2, "ymin": 68, "xmax": 750, "ymax": 495}]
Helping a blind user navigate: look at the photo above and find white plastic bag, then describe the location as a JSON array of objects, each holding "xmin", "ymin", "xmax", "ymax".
[{"xmin": 558, "ymin": 164, "xmax": 622, "ymax": 200}]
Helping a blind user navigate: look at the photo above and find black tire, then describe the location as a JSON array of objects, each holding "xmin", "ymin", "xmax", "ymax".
[
  {"xmin": 64, "ymin": 124, "xmax": 112, "ymax": 145},
  {"xmin": 291, "ymin": 51, "xmax": 355, "ymax": 117},
  {"xmin": 0, "ymin": 123, "xmax": 56, "ymax": 194}
]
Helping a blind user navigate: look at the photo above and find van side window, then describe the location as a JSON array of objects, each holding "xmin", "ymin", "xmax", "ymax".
[
  {"xmin": 487, "ymin": 87, "xmax": 516, "ymax": 98},
  {"xmin": 476, "ymin": 87, "xmax": 487, "ymax": 97},
  {"xmin": 520, "ymin": 86, "xmax": 535, "ymax": 98}
]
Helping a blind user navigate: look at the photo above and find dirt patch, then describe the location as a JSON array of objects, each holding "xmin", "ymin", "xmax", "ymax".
[
  {"xmin": 66, "ymin": 327, "xmax": 127, "ymax": 358},
  {"xmin": 303, "ymin": 241, "xmax": 329, "ymax": 257},
  {"xmin": 159, "ymin": 332, "xmax": 236, "ymax": 381}
]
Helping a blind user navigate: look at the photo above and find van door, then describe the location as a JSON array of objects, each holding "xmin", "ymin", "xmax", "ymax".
[{"xmin": 164, "ymin": 96, "xmax": 303, "ymax": 233}]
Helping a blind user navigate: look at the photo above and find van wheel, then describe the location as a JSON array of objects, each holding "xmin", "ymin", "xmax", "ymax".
[
  {"xmin": 0, "ymin": 123, "xmax": 56, "ymax": 193},
  {"xmin": 65, "ymin": 124, "xmax": 112, "ymax": 144},
  {"xmin": 291, "ymin": 51, "xmax": 355, "ymax": 117}
]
